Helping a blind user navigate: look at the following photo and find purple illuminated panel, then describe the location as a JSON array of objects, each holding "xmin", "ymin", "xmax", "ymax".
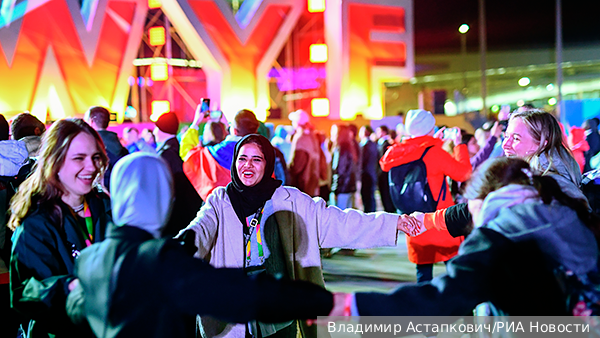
[{"xmin": 269, "ymin": 67, "xmax": 326, "ymax": 92}]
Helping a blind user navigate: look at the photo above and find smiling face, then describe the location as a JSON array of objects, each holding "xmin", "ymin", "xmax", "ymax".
[
  {"xmin": 236, "ymin": 143, "xmax": 266, "ymax": 187},
  {"xmin": 502, "ymin": 117, "xmax": 539, "ymax": 157},
  {"xmin": 58, "ymin": 132, "xmax": 103, "ymax": 201}
]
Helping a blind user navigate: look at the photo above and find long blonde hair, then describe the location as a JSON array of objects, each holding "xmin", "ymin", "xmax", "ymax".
[
  {"xmin": 510, "ymin": 109, "xmax": 579, "ymax": 185},
  {"xmin": 8, "ymin": 119, "xmax": 108, "ymax": 230}
]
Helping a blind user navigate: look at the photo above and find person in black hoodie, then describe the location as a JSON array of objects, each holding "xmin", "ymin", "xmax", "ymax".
[{"xmin": 84, "ymin": 106, "xmax": 128, "ymax": 191}]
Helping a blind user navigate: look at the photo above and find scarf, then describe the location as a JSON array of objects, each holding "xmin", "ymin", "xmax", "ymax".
[
  {"xmin": 226, "ymin": 134, "xmax": 282, "ymax": 227},
  {"xmin": 475, "ymin": 184, "xmax": 541, "ymax": 228}
]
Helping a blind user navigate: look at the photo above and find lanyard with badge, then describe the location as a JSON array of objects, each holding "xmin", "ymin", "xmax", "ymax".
[
  {"xmin": 70, "ymin": 200, "xmax": 94, "ymax": 258},
  {"xmin": 244, "ymin": 206, "xmax": 266, "ymax": 275}
]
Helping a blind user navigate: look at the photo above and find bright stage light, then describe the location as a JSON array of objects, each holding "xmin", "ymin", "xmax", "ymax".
[
  {"xmin": 311, "ymin": 98, "xmax": 330, "ymax": 117},
  {"xmin": 150, "ymin": 63, "xmax": 168, "ymax": 81},
  {"xmin": 308, "ymin": 0, "xmax": 325, "ymax": 13},
  {"xmin": 148, "ymin": 0, "xmax": 161, "ymax": 9},
  {"xmin": 150, "ymin": 101, "xmax": 170, "ymax": 121},
  {"xmin": 309, "ymin": 44, "xmax": 328, "ymax": 63},
  {"xmin": 548, "ymin": 97, "xmax": 557, "ymax": 106},
  {"xmin": 149, "ymin": 27, "xmax": 166, "ymax": 46}
]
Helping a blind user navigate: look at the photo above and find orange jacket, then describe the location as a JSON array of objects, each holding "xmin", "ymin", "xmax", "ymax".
[
  {"xmin": 380, "ymin": 135, "xmax": 472, "ymax": 264},
  {"xmin": 183, "ymin": 146, "xmax": 231, "ymax": 201}
]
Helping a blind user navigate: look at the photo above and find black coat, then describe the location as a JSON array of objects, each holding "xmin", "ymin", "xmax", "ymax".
[
  {"xmin": 98, "ymin": 130, "xmax": 129, "ymax": 191},
  {"xmin": 10, "ymin": 190, "xmax": 111, "ymax": 338},
  {"xmin": 157, "ymin": 137, "xmax": 203, "ymax": 236},
  {"xmin": 360, "ymin": 139, "xmax": 378, "ymax": 185},
  {"xmin": 331, "ymin": 144, "xmax": 357, "ymax": 194},
  {"xmin": 68, "ymin": 225, "xmax": 333, "ymax": 338}
]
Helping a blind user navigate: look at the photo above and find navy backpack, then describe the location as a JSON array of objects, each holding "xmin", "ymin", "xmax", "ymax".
[{"xmin": 388, "ymin": 146, "xmax": 446, "ymax": 215}]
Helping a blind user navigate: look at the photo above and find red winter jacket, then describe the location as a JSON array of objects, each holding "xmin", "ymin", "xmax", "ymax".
[{"xmin": 380, "ymin": 135, "xmax": 472, "ymax": 264}]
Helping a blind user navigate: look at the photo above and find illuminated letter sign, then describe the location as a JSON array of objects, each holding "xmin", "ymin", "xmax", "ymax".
[
  {"xmin": 326, "ymin": 0, "xmax": 413, "ymax": 120},
  {"xmin": 0, "ymin": 0, "xmax": 147, "ymax": 122},
  {"xmin": 162, "ymin": 0, "xmax": 304, "ymax": 121}
]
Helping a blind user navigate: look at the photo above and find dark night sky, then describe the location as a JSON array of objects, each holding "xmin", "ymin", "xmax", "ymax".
[{"xmin": 413, "ymin": 0, "xmax": 600, "ymax": 54}]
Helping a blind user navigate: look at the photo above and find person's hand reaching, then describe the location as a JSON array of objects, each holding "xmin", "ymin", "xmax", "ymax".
[
  {"xmin": 490, "ymin": 121, "xmax": 503, "ymax": 139},
  {"xmin": 191, "ymin": 102, "xmax": 209, "ymax": 129},
  {"xmin": 451, "ymin": 127, "xmax": 463, "ymax": 146},
  {"xmin": 307, "ymin": 292, "xmax": 351, "ymax": 326}
]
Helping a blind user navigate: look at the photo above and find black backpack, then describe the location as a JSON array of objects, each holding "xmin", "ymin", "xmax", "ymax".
[{"xmin": 388, "ymin": 146, "xmax": 447, "ymax": 215}]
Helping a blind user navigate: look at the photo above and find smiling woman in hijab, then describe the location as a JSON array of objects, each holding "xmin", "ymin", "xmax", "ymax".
[
  {"xmin": 226, "ymin": 134, "xmax": 281, "ymax": 229},
  {"xmin": 179, "ymin": 134, "xmax": 412, "ymax": 338}
]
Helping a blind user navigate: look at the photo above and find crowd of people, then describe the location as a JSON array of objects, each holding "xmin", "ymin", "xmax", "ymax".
[{"xmin": 0, "ymin": 102, "xmax": 599, "ymax": 338}]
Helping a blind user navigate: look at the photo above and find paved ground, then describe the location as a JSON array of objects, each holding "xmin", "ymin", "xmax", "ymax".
[
  {"xmin": 322, "ymin": 235, "xmax": 448, "ymax": 293},
  {"xmin": 322, "ymin": 190, "xmax": 450, "ymax": 293}
]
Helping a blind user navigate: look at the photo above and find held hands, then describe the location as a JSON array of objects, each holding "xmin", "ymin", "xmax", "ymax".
[
  {"xmin": 397, "ymin": 213, "xmax": 427, "ymax": 237},
  {"xmin": 409, "ymin": 212, "xmax": 427, "ymax": 235}
]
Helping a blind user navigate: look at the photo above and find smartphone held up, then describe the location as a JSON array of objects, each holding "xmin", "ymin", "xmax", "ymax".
[{"xmin": 200, "ymin": 98, "xmax": 211, "ymax": 117}]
